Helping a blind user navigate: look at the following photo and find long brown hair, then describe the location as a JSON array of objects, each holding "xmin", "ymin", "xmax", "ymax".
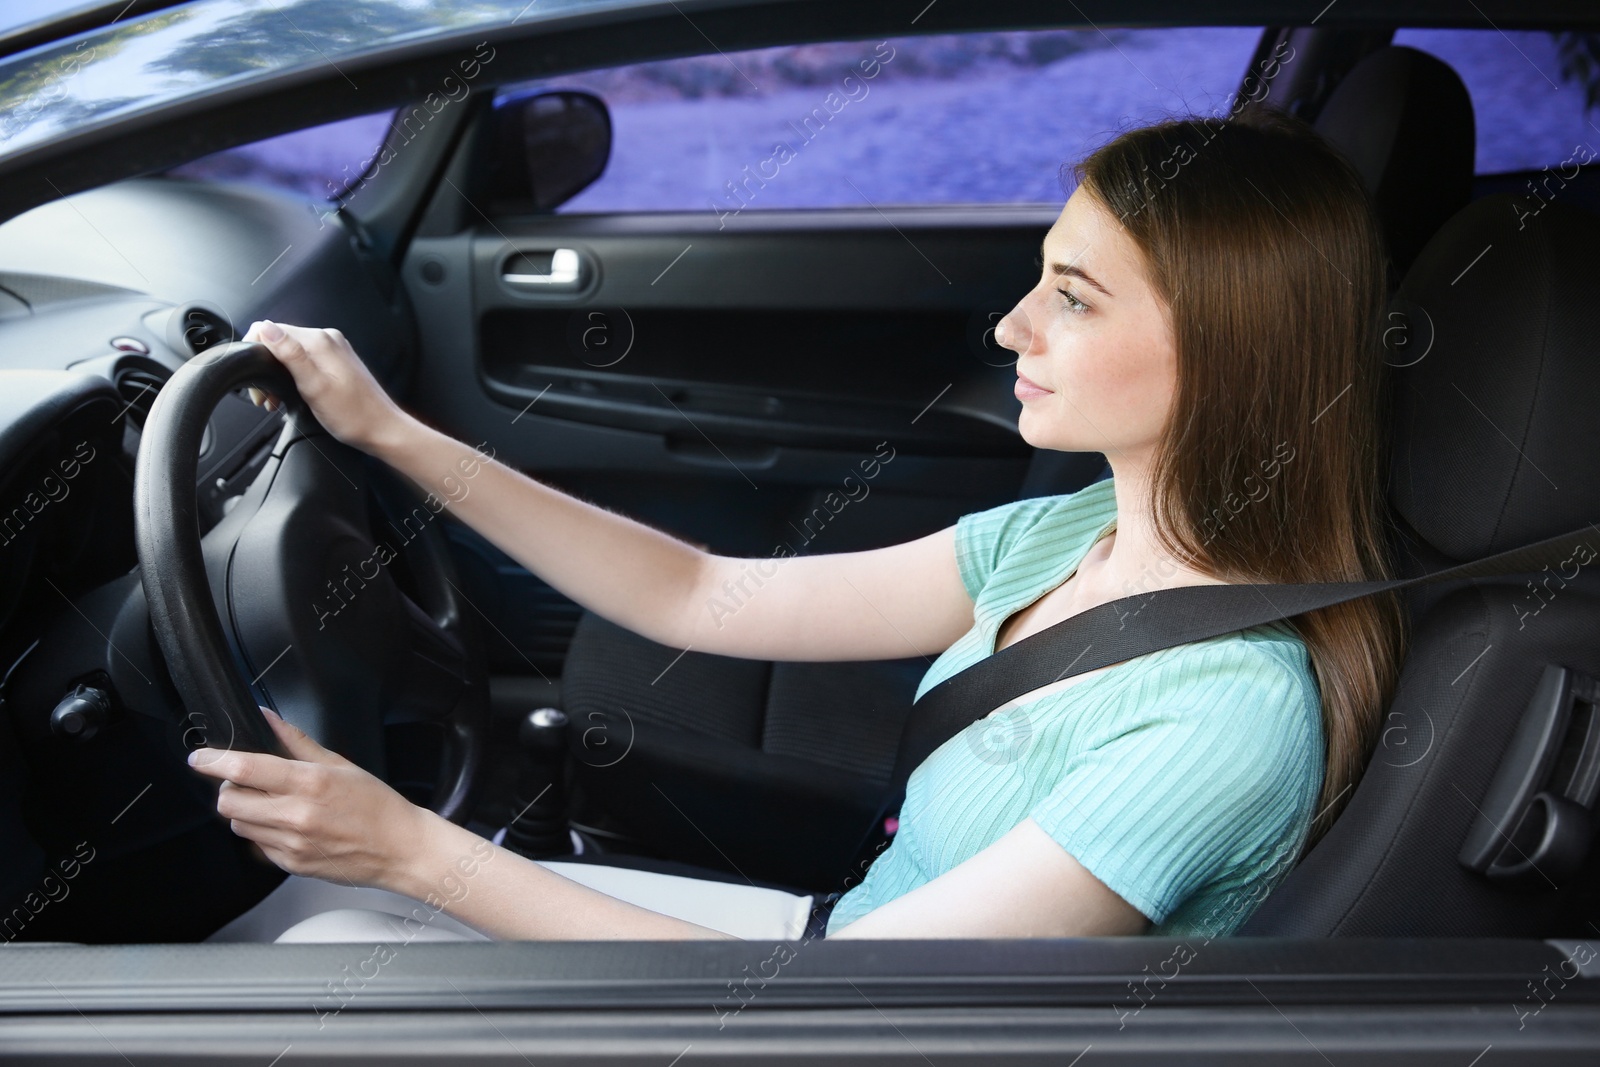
[{"xmin": 1071, "ymin": 108, "xmax": 1408, "ymax": 850}]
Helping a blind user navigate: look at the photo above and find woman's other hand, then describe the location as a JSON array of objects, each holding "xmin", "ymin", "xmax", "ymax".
[
  {"xmin": 187, "ymin": 706, "xmax": 430, "ymax": 890},
  {"xmin": 241, "ymin": 319, "xmax": 412, "ymax": 454}
]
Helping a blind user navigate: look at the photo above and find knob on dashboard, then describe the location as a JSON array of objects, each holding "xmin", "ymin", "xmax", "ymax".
[{"xmin": 50, "ymin": 684, "xmax": 112, "ymax": 742}]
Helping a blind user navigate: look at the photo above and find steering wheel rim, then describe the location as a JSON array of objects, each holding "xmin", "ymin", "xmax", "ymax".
[
  {"xmin": 134, "ymin": 341, "xmax": 297, "ymax": 759},
  {"xmin": 132, "ymin": 340, "xmax": 488, "ymax": 819}
]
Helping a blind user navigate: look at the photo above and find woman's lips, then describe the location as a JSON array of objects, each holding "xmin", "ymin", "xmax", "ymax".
[{"xmin": 1015, "ymin": 371, "xmax": 1053, "ymax": 401}]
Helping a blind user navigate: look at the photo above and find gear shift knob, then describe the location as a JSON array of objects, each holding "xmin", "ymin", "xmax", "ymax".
[{"xmin": 503, "ymin": 707, "xmax": 573, "ymax": 859}]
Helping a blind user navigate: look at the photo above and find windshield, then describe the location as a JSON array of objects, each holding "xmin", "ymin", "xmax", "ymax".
[{"xmin": 0, "ymin": 0, "xmax": 625, "ymax": 161}]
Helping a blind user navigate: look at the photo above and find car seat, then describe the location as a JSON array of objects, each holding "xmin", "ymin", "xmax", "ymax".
[
  {"xmin": 557, "ymin": 44, "xmax": 1481, "ymax": 892},
  {"xmin": 1311, "ymin": 43, "xmax": 1475, "ymax": 279},
  {"xmin": 1240, "ymin": 193, "xmax": 1600, "ymax": 937}
]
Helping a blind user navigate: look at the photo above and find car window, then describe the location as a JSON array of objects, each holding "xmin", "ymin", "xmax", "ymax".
[
  {"xmin": 163, "ymin": 109, "xmax": 399, "ymax": 201},
  {"xmin": 494, "ymin": 27, "xmax": 1266, "ymax": 212},
  {"xmin": 1390, "ymin": 28, "xmax": 1600, "ymax": 174}
]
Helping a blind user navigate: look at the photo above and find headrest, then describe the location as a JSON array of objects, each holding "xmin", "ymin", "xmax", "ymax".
[
  {"xmin": 1389, "ymin": 194, "xmax": 1600, "ymax": 561},
  {"xmin": 1314, "ymin": 45, "xmax": 1475, "ymax": 277}
]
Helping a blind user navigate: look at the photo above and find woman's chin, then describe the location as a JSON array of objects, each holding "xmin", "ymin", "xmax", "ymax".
[
  {"xmin": 1016, "ymin": 417, "xmax": 1043, "ymax": 449},
  {"xmin": 1016, "ymin": 409, "xmax": 1063, "ymax": 450},
  {"xmin": 1018, "ymin": 418, "xmax": 1098, "ymax": 455}
]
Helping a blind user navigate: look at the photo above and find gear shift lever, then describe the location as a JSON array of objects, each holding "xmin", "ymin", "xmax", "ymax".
[{"xmin": 502, "ymin": 707, "xmax": 574, "ymax": 859}]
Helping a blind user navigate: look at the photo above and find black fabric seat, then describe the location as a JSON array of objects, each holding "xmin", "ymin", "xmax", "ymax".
[
  {"xmin": 558, "ymin": 45, "xmax": 1480, "ymax": 894},
  {"xmin": 562, "ymin": 621, "xmax": 924, "ymax": 889},
  {"xmin": 1311, "ymin": 44, "xmax": 1475, "ymax": 278},
  {"xmin": 1240, "ymin": 194, "xmax": 1600, "ymax": 936}
]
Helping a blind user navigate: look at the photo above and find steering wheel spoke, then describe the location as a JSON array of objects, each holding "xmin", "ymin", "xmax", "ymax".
[{"xmin": 387, "ymin": 590, "xmax": 472, "ymax": 725}]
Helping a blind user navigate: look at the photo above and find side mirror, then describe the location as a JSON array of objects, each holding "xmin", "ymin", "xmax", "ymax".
[{"xmin": 484, "ymin": 89, "xmax": 611, "ymax": 213}]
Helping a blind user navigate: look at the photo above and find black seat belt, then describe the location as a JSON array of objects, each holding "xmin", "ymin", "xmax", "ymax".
[{"xmin": 842, "ymin": 521, "xmax": 1599, "ymax": 879}]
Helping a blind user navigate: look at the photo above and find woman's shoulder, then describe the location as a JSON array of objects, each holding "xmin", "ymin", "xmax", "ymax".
[{"xmin": 1144, "ymin": 622, "xmax": 1323, "ymax": 740}]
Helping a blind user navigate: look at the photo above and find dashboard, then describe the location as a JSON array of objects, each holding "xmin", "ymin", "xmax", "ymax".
[
  {"xmin": 0, "ymin": 176, "xmax": 412, "ymax": 935},
  {"xmin": 0, "ymin": 175, "xmax": 410, "ymax": 644}
]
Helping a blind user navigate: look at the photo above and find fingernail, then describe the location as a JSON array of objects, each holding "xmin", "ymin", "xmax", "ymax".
[
  {"xmin": 260, "ymin": 320, "xmax": 285, "ymax": 341},
  {"xmin": 262, "ymin": 707, "xmax": 281, "ymax": 721},
  {"xmin": 187, "ymin": 749, "xmax": 201, "ymax": 765}
]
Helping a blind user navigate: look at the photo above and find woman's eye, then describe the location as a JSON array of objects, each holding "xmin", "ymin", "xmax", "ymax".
[{"xmin": 1057, "ymin": 287, "xmax": 1089, "ymax": 315}]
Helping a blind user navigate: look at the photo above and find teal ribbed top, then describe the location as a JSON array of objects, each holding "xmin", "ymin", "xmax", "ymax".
[{"xmin": 825, "ymin": 475, "xmax": 1324, "ymax": 938}]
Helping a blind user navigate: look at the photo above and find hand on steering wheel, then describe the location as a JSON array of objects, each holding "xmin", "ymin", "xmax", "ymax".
[
  {"xmin": 188, "ymin": 706, "xmax": 432, "ymax": 890},
  {"xmin": 241, "ymin": 319, "xmax": 410, "ymax": 454}
]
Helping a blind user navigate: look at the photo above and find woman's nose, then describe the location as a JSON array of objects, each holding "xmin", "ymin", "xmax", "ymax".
[{"xmin": 995, "ymin": 305, "xmax": 1033, "ymax": 353}]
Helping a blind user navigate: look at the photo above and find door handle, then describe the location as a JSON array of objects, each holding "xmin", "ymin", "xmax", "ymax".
[{"xmin": 503, "ymin": 248, "xmax": 581, "ymax": 288}]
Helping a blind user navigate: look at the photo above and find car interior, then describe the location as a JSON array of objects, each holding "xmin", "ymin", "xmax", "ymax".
[{"xmin": 2, "ymin": 10, "xmax": 1600, "ymax": 959}]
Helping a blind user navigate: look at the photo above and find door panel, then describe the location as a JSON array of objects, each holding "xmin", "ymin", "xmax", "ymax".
[
  {"xmin": 401, "ymin": 207, "xmax": 1056, "ymax": 672},
  {"xmin": 476, "ymin": 305, "xmax": 1018, "ymax": 456}
]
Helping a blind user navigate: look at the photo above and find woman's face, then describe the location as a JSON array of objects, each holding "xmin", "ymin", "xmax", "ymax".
[{"xmin": 995, "ymin": 185, "xmax": 1178, "ymax": 460}]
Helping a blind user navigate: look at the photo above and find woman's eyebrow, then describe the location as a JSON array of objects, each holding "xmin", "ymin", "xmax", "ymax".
[{"xmin": 1039, "ymin": 239, "xmax": 1114, "ymax": 298}]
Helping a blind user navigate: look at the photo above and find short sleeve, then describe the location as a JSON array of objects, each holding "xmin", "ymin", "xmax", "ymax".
[
  {"xmin": 953, "ymin": 495, "xmax": 1066, "ymax": 602},
  {"xmin": 1026, "ymin": 651, "xmax": 1321, "ymax": 924}
]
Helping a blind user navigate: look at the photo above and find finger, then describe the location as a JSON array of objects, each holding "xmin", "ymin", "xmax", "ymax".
[
  {"xmin": 225, "ymin": 815, "xmax": 300, "ymax": 858},
  {"xmin": 216, "ymin": 780, "xmax": 298, "ymax": 827},
  {"xmin": 261, "ymin": 707, "xmax": 344, "ymax": 766},
  {"xmin": 273, "ymin": 321, "xmax": 354, "ymax": 366},
  {"xmin": 254, "ymin": 320, "xmax": 312, "ymax": 370},
  {"xmin": 266, "ymin": 320, "xmax": 339, "ymax": 356},
  {"xmin": 220, "ymin": 811, "xmax": 277, "ymax": 851},
  {"xmin": 218, "ymin": 782, "xmax": 320, "ymax": 843},
  {"xmin": 187, "ymin": 747, "xmax": 304, "ymax": 793},
  {"xmin": 245, "ymin": 386, "xmax": 281, "ymax": 408}
]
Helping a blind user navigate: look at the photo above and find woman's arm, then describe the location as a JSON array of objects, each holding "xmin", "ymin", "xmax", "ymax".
[
  {"xmin": 825, "ymin": 818, "xmax": 1149, "ymax": 939},
  {"xmin": 397, "ymin": 806, "xmax": 742, "ymax": 941},
  {"xmin": 243, "ymin": 320, "xmax": 974, "ymax": 662}
]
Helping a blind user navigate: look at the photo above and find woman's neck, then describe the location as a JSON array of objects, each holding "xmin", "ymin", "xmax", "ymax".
[{"xmin": 1089, "ymin": 458, "xmax": 1226, "ymax": 594}]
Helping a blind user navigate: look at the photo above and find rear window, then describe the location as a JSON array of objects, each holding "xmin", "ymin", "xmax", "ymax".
[{"xmin": 1391, "ymin": 28, "xmax": 1600, "ymax": 174}]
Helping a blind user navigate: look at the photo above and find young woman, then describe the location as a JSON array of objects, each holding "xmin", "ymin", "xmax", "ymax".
[{"xmin": 192, "ymin": 107, "xmax": 1406, "ymax": 942}]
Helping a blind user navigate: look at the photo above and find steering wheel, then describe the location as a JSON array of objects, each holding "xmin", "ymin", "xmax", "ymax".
[{"xmin": 131, "ymin": 341, "xmax": 488, "ymax": 821}]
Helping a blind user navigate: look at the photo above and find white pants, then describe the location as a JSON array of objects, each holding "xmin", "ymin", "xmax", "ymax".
[{"xmin": 205, "ymin": 861, "xmax": 818, "ymax": 943}]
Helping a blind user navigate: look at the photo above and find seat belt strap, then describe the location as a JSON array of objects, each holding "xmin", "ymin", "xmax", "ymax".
[{"xmin": 842, "ymin": 522, "xmax": 1599, "ymax": 882}]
